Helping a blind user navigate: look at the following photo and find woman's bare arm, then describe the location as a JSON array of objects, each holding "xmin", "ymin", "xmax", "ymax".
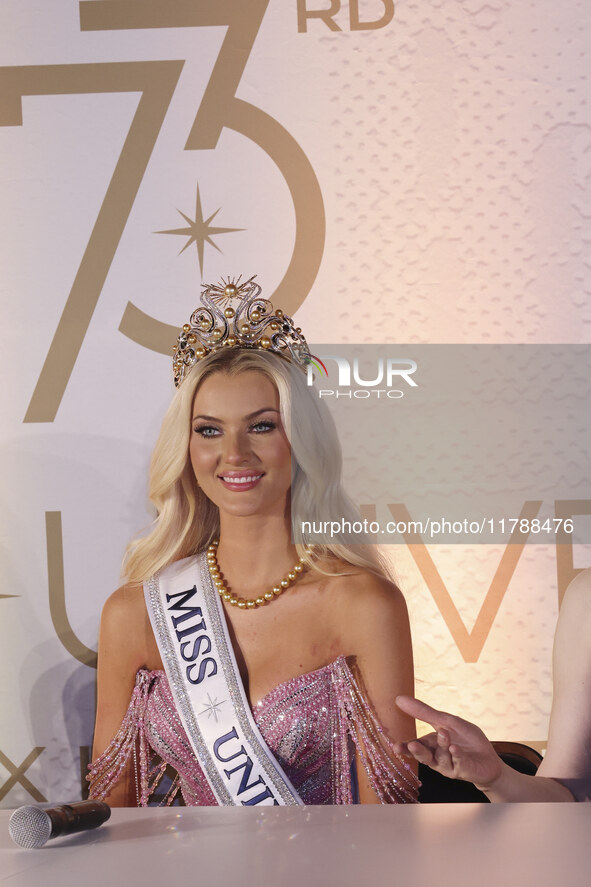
[
  {"xmin": 338, "ymin": 573, "xmax": 417, "ymax": 804},
  {"xmin": 536, "ymin": 569, "xmax": 591, "ymax": 800},
  {"xmin": 91, "ymin": 585, "xmax": 147, "ymax": 806}
]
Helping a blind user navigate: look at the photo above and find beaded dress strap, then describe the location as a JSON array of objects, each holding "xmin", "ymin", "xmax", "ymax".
[
  {"xmin": 331, "ymin": 658, "xmax": 420, "ymax": 804},
  {"xmin": 87, "ymin": 670, "xmax": 181, "ymax": 806}
]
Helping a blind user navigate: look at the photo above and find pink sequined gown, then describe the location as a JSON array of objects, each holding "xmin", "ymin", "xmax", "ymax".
[{"xmin": 88, "ymin": 656, "xmax": 419, "ymax": 806}]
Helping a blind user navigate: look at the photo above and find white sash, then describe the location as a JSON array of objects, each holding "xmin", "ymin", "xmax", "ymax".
[{"xmin": 144, "ymin": 553, "xmax": 303, "ymax": 806}]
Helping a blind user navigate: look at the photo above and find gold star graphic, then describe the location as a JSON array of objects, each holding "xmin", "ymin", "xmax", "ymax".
[{"xmin": 156, "ymin": 185, "xmax": 244, "ymax": 275}]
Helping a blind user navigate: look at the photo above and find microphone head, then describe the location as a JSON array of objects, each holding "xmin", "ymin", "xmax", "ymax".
[{"xmin": 9, "ymin": 805, "xmax": 52, "ymax": 849}]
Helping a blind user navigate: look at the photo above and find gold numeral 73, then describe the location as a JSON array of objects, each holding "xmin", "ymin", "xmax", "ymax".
[{"xmin": 1, "ymin": 1, "xmax": 325, "ymax": 422}]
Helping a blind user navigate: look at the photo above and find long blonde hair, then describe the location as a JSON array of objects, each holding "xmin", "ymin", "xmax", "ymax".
[{"xmin": 123, "ymin": 349, "xmax": 390, "ymax": 582}]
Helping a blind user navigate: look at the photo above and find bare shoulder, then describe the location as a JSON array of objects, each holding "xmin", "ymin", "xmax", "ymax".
[
  {"xmin": 315, "ymin": 562, "xmax": 416, "ymax": 759},
  {"xmin": 324, "ymin": 562, "xmax": 406, "ymax": 609},
  {"xmin": 93, "ymin": 583, "xmax": 153, "ymax": 774},
  {"xmin": 319, "ymin": 562, "xmax": 410, "ymax": 650},
  {"xmin": 560, "ymin": 568, "xmax": 591, "ymax": 622},
  {"xmin": 99, "ymin": 582, "xmax": 151, "ymax": 671},
  {"xmin": 101, "ymin": 582, "xmax": 145, "ymax": 629}
]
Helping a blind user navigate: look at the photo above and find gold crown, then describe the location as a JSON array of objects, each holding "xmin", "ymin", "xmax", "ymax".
[{"xmin": 173, "ymin": 276, "xmax": 311, "ymax": 387}]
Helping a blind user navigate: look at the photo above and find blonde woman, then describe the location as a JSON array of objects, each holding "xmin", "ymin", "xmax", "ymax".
[{"xmin": 88, "ymin": 277, "xmax": 419, "ymax": 807}]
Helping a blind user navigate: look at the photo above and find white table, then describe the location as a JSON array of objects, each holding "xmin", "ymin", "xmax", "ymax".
[{"xmin": 1, "ymin": 804, "xmax": 590, "ymax": 887}]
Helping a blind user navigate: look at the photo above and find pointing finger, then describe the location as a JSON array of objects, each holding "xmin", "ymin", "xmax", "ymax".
[{"xmin": 396, "ymin": 695, "xmax": 447, "ymax": 729}]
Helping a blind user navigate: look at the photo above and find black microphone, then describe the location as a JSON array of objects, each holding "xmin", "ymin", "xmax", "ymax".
[{"xmin": 9, "ymin": 800, "xmax": 111, "ymax": 849}]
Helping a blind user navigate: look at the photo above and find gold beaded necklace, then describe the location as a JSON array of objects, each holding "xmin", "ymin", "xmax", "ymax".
[{"xmin": 206, "ymin": 541, "xmax": 306, "ymax": 610}]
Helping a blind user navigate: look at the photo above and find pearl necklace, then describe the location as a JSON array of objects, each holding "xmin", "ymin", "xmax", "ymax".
[{"xmin": 206, "ymin": 541, "xmax": 306, "ymax": 610}]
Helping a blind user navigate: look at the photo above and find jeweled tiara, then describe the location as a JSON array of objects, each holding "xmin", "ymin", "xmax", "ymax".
[{"xmin": 173, "ymin": 276, "xmax": 311, "ymax": 387}]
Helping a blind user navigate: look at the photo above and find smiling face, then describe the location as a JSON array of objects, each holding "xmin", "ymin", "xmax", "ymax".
[{"xmin": 189, "ymin": 369, "xmax": 292, "ymax": 521}]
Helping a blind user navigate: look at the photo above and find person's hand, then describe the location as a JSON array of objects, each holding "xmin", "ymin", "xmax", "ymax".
[{"xmin": 394, "ymin": 696, "xmax": 504, "ymax": 790}]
